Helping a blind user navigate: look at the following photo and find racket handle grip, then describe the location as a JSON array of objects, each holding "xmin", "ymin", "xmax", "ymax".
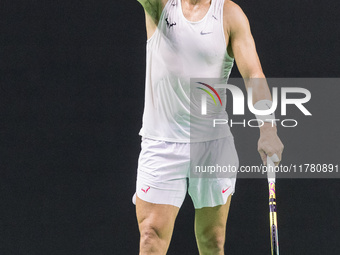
[{"xmin": 267, "ymin": 156, "xmax": 276, "ymax": 183}]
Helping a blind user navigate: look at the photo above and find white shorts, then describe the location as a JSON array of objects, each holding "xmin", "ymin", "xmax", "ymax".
[{"xmin": 133, "ymin": 136, "xmax": 239, "ymax": 209}]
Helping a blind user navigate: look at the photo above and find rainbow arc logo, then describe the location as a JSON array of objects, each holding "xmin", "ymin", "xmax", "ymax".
[
  {"xmin": 196, "ymin": 82, "xmax": 222, "ymax": 115},
  {"xmin": 196, "ymin": 82, "xmax": 222, "ymax": 106}
]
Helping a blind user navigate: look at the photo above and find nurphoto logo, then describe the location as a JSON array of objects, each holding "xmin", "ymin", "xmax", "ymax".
[{"xmin": 196, "ymin": 82, "xmax": 312, "ymax": 128}]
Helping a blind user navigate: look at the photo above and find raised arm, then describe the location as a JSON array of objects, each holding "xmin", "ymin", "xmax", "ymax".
[
  {"xmin": 224, "ymin": 1, "xmax": 284, "ymax": 165},
  {"xmin": 138, "ymin": 0, "xmax": 164, "ymax": 23},
  {"xmin": 137, "ymin": 0, "xmax": 167, "ymax": 39}
]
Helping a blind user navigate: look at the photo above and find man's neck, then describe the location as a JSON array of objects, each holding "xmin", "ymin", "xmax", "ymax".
[{"xmin": 182, "ymin": 0, "xmax": 210, "ymax": 6}]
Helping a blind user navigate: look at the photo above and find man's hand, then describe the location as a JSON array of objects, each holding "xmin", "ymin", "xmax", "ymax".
[{"xmin": 258, "ymin": 123, "xmax": 284, "ymax": 166}]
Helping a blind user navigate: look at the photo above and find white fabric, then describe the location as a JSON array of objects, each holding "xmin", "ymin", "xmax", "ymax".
[
  {"xmin": 134, "ymin": 137, "xmax": 238, "ymax": 208},
  {"xmin": 139, "ymin": 0, "xmax": 234, "ymax": 143}
]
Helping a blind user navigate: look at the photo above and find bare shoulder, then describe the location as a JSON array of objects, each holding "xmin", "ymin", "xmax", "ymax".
[{"xmin": 223, "ymin": 0, "xmax": 250, "ymax": 35}]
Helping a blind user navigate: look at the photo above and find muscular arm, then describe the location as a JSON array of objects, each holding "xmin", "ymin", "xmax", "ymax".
[
  {"xmin": 137, "ymin": 0, "xmax": 167, "ymax": 39},
  {"xmin": 224, "ymin": 1, "xmax": 271, "ymax": 102},
  {"xmin": 138, "ymin": 0, "xmax": 163, "ymax": 23},
  {"xmin": 224, "ymin": 1, "xmax": 284, "ymax": 164}
]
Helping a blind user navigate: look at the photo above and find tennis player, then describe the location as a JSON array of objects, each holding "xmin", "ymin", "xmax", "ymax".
[{"xmin": 133, "ymin": 0, "xmax": 284, "ymax": 254}]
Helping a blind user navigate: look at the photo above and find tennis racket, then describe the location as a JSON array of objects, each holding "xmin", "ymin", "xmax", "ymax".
[{"xmin": 267, "ymin": 156, "xmax": 279, "ymax": 255}]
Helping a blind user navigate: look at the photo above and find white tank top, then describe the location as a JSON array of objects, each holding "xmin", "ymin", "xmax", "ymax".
[{"xmin": 139, "ymin": 0, "xmax": 234, "ymax": 142}]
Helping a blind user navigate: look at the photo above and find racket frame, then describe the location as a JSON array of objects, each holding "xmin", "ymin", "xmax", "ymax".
[{"xmin": 267, "ymin": 156, "xmax": 279, "ymax": 255}]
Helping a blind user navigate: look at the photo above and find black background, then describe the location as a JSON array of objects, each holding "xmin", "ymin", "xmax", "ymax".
[{"xmin": 1, "ymin": 0, "xmax": 340, "ymax": 254}]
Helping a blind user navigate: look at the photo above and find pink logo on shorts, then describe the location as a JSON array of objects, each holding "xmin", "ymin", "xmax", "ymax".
[
  {"xmin": 141, "ymin": 186, "xmax": 150, "ymax": 193},
  {"xmin": 222, "ymin": 186, "xmax": 230, "ymax": 194}
]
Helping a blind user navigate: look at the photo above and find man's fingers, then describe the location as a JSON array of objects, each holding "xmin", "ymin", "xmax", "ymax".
[
  {"xmin": 258, "ymin": 150, "xmax": 267, "ymax": 165},
  {"xmin": 276, "ymin": 150, "xmax": 283, "ymax": 165},
  {"xmin": 258, "ymin": 133, "xmax": 284, "ymax": 166},
  {"xmin": 258, "ymin": 147, "xmax": 283, "ymax": 166}
]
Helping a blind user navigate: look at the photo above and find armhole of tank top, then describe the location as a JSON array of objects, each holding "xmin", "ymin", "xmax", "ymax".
[
  {"xmin": 147, "ymin": 0, "xmax": 172, "ymax": 43},
  {"xmin": 220, "ymin": 0, "xmax": 234, "ymax": 61}
]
